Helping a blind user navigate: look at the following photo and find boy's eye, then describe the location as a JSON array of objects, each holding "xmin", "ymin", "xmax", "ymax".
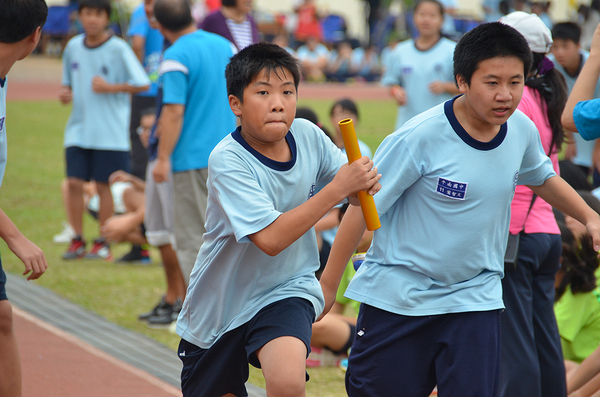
[
  {"xmin": 486, "ymin": 81, "xmax": 498, "ymax": 86},
  {"xmin": 257, "ymin": 91, "xmax": 268, "ymax": 95},
  {"xmin": 283, "ymin": 90, "xmax": 294, "ymax": 95}
]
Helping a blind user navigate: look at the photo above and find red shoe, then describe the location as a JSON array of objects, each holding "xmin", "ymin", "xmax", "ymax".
[
  {"xmin": 62, "ymin": 237, "xmax": 87, "ymax": 259},
  {"xmin": 85, "ymin": 238, "xmax": 113, "ymax": 261}
]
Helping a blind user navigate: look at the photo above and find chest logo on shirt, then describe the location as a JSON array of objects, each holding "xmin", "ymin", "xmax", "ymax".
[
  {"xmin": 434, "ymin": 64, "xmax": 443, "ymax": 72},
  {"xmin": 512, "ymin": 171, "xmax": 519, "ymax": 192},
  {"xmin": 71, "ymin": 62, "xmax": 79, "ymax": 70},
  {"xmin": 101, "ymin": 65, "xmax": 109, "ymax": 76},
  {"xmin": 307, "ymin": 183, "xmax": 316, "ymax": 200},
  {"xmin": 0, "ymin": 117, "xmax": 4, "ymax": 132},
  {"xmin": 402, "ymin": 67, "xmax": 413, "ymax": 74},
  {"xmin": 436, "ymin": 177, "xmax": 467, "ymax": 200}
]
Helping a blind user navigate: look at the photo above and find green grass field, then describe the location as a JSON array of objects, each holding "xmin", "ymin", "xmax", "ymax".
[{"xmin": 0, "ymin": 98, "xmax": 397, "ymax": 396}]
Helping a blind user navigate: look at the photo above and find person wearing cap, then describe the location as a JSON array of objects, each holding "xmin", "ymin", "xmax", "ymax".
[
  {"xmin": 498, "ymin": 11, "xmax": 568, "ymax": 397},
  {"xmin": 562, "ymin": 23, "xmax": 600, "ymax": 142}
]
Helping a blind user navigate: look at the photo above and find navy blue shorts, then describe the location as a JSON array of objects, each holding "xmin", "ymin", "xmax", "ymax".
[
  {"xmin": 346, "ymin": 305, "xmax": 501, "ymax": 397},
  {"xmin": 0, "ymin": 254, "xmax": 7, "ymax": 301},
  {"xmin": 65, "ymin": 146, "xmax": 130, "ymax": 183},
  {"xmin": 178, "ymin": 297, "xmax": 315, "ymax": 397}
]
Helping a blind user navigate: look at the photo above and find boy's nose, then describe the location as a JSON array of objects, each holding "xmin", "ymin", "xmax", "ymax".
[{"xmin": 270, "ymin": 95, "xmax": 285, "ymax": 112}]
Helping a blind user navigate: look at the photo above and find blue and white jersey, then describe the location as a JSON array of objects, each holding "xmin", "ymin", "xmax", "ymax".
[
  {"xmin": 62, "ymin": 35, "xmax": 150, "ymax": 151},
  {"xmin": 127, "ymin": 4, "xmax": 164, "ymax": 97},
  {"xmin": 550, "ymin": 51, "xmax": 600, "ymax": 168},
  {"xmin": 345, "ymin": 97, "xmax": 555, "ymax": 316},
  {"xmin": 0, "ymin": 78, "xmax": 7, "ymax": 188},
  {"xmin": 381, "ymin": 38, "xmax": 456, "ymax": 130},
  {"xmin": 160, "ymin": 30, "xmax": 236, "ymax": 172},
  {"xmin": 321, "ymin": 139, "xmax": 372, "ymax": 247},
  {"xmin": 176, "ymin": 118, "xmax": 348, "ymax": 348}
]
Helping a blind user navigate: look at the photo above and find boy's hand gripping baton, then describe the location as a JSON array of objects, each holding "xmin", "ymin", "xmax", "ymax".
[{"xmin": 338, "ymin": 118, "xmax": 381, "ymax": 231}]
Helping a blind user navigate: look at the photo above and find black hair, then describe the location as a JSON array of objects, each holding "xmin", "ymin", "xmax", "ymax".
[
  {"xmin": 414, "ymin": 0, "xmax": 445, "ymax": 17},
  {"xmin": 330, "ymin": 98, "xmax": 359, "ymax": 121},
  {"xmin": 154, "ymin": 0, "xmax": 193, "ymax": 32},
  {"xmin": 226, "ymin": 42, "xmax": 301, "ymax": 102},
  {"xmin": 556, "ymin": 232, "xmax": 599, "ymax": 301},
  {"xmin": 525, "ymin": 52, "xmax": 568, "ymax": 153},
  {"xmin": 453, "ymin": 22, "xmax": 533, "ymax": 86},
  {"xmin": 551, "ymin": 22, "xmax": 582, "ymax": 44},
  {"xmin": 221, "ymin": 0, "xmax": 237, "ymax": 7},
  {"xmin": 0, "ymin": 0, "xmax": 48, "ymax": 44},
  {"xmin": 78, "ymin": 0, "xmax": 111, "ymax": 17},
  {"xmin": 295, "ymin": 107, "xmax": 320, "ymax": 125}
]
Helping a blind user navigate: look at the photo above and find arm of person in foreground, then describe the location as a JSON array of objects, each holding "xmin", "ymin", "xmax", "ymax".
[
  {"xmin": 152, "ymin": 103, "xmax": 183, "ymax": 183},
  {"xmin": 249, "ymin": 157, "xmax": 379, "ymax": 257},
  {"xmin": 317, "ymin": 203, "xmax": 367, "ymax": 321},
  {"xmin": 562, "ymin": 23, "xmax": 600, "ymax": 132},
  {"xmin": 567, "ymin": 347, "xmax": 600, "ymax": 396},
  {"xmin": 91, "ymin": 76, "xmax": 149, "ymax": 95},
  {"xmin": 529, "ymin": 176, "xmax": 600, "ymax": 250},
  {"xmin": 0, "ymin": 208, "xmax": 48, "ymax": 280}
]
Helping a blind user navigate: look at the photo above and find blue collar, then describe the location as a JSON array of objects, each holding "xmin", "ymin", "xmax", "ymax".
[
  {"xmin": 232, "ymin": 126, "xmax": 297, "ymax": 171},
  {"xmin": 444, "ymin": 95, "xmax": 507, "ymax": 151}
]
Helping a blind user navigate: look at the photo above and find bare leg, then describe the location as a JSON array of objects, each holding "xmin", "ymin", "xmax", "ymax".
[
  {"xmin": 257, "ymin": 336, "xmax": 306, "ymax": 397},
  {"xmin": 66, "ymin": 177, "xmax": 85, "ymax": 237},
  {"xmin": 159, "ymin": 244, "xmax": 186, "ymax": 304},
  {"xmin": 0, "ymin": 300, "xmax": 21, "ymax": 397},
  {"xmin": 95, "ymin": 182, "xmax": 114, "ymax": 230}
]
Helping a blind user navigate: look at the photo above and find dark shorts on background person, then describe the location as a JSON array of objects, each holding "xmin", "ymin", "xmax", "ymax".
[
  {"xmin": 65, "ymin": 146, "xmax": 130, "ymax": 183},
  {"xmin": 0, "ymin": 255, "xmax": 7, "ymax": 301},
  {"xmin": 346, "ymin": 305, "xmax": 501, "ymax": 397},
  {"xmin": 178, "ymin": 297, "xmax": 315, "ymax": 397}
]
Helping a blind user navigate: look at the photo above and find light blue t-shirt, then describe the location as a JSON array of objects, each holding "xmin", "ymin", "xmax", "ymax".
[
  {"xmin": 381, "ymin": 38, "xmax": 456, "ymax": 130},
  {"xmin": 550, "ymin": 51, "xmax": 600, "ymax": 167},
  {"xmin": 160, "ymin": 30, "xmax": 236, "ymax": 172},
  {"xmin": 62, "ymin": 35, "xmax": 150, "ymax": 151},
  {"xmin": 296, "ymin": 43, "xmax": 330, "ymax": 63},
  {"xmin": 0, "ymin": 78, "xmax": 7, "ymax": 188},
  {"xmin": 345, "ymin": 97, "xmax": 556, "ymax": 316},
  {"xmin": 321, "ymin": 139, "xmax": 372, "ymax": 246},
  {"xmin": 176, "ymin": 118, "xmax": 348, "ymax": 348},
  {"xmin": 127, "ymin": 4, "xmax": 163, "ymax": 97}
]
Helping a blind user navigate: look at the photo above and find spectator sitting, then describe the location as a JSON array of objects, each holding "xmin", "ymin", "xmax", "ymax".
[
  {"xmin": 296, "ymin": 35, "xmax": 329, "ymax": 81},
  {"xmin": 200, "ymin": 0, "xmax": 260, "ymax": 51},
  {"xmin": 352, "ymin": 44, "xmax": 381, "ymax": 82},
  {"xmin": 272, "ymin": 33, "xmax": 295, "ymax": 56},
  {"xmin": 325, "ymin": 40, "xmax": 355, "ymax": 82},
  {"xmin": 293, "ymin": 0, "xmax": 322, "ymax": 46}
]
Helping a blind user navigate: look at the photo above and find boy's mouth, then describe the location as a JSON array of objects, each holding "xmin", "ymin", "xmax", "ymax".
[{"xmin": 493, "ymin": 106, "xmax": 510, "ymax": 117}]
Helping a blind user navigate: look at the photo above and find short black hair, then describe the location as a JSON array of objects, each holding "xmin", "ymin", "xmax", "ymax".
[
  {"xmin": 221, "ymin": 0, "xmax": 237, "ymax": 7},
  {"xmin": 0, "ymin": 0, "xmax": 47, "ymax": 44},
  {"xmin": 226, "ymin": 42, "xmax": 301, "ymax": 102},
  {"xmin": 295, "ymin": 107, "xmax": 320, "ymax": 125},
  {"xmin": 330, "ymin": 98, "xmax": 359, "ymax": 121},
  {"xmin": 78, "ymin": 0, "xmax": 111, "ymax": 17},
  {"xmin": 552, "ymin": 22, "xmax": 582, "ymax": 44},
  {"xmin": 454, "ymin": 22, "xmax": 533, "ymax": 86},
  {"xmin": 154, "ymin": 0, "xmax": 193, "ymax": 32}
]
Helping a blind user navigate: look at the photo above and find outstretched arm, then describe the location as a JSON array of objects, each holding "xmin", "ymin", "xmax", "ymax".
[
  {"xmin": 529, "ymin": 176, "xmax": 600, "ymax": 251},
  {"xmin": 0, "ymin": 208, "xmax": 47, "ymax": 280},
  {"xmin": 562, "ymin": 23, "xmax": 600, "ymax": 132}
]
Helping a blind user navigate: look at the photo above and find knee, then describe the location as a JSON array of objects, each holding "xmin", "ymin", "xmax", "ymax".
[
  {"xmin": 66, "ymin": 178, "xmax": 84, "ymax": 193},
  {"xmin": 265, "ymin": 375, "xmax": 305, "ymax": 397},
  {"xmin": 0, "ymin": 301, "xmax": 14, "ymax": 337}
]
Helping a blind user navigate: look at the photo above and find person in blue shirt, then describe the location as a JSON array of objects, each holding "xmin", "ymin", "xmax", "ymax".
[
  {"xmin": 151, "ymin": 0, "xmax": 237, "ymax": 285},
  {"xmin": 551, "ymin": 22, "xmax": 600, "ymax": 186},
  {"xmin": 320, "ymin": 21, "xmax": 600, "ymax": 397},
  {"xmin": 175, "ymin": 42, "xmax": 381, "ymax": 397},
  {"xmin": 563, "ymin": 23, "xmax": 600, "ymax": 142},
  {"xmin": 0, "ymin": 1, "xmax": 49, "ymax": 395},
  {"xmin": 381, "ymin": 0, "xmax": 459, "ymax": 131},
  {"xmin": 59, "ymin": 0, "xmax": 150, "ymax": 262}
]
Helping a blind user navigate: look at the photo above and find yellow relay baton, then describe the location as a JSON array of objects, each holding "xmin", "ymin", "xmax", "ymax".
[{"xmin": 338, "ymin": 118, "xmax": 381, "ymax": 231}]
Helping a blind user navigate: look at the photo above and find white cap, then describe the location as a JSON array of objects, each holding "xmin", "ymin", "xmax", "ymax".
[{"xmin": 499, "ymin": 11, "xmax": 553, "ymax": 53}]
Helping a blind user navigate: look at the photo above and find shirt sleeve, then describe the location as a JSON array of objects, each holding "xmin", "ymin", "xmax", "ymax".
[
  {"xmin": 574, "ymin": 99, "xmax": 600, "ymax": 141},
  {"xmin": 61, "ymin": 43, "xmax": 71, "ymax": 87},
  {"xmin": 121, "ymin": 42, "xmax": 151, "ymax": 87},
  {"xmin": 516, "ymin": 121, "xmax": 556, "ymax": 186},
  {"xmin": 380, "ymin": 47, "xmax": 402, "ymax": 86}
]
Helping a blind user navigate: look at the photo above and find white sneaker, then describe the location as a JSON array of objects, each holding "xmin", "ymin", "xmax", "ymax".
[{"xmin": 53, "ymin": 222, "xmax": 75, "ymax": 244}]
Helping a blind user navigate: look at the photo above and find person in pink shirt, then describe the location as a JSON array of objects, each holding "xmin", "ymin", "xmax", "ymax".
[{"xmin": 499, "ymin": 12, "xmax": 569, "ymax": 397}]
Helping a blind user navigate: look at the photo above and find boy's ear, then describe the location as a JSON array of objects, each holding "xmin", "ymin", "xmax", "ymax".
[
  {"xmin": 456, "ymin": 74, "xmax": 468, "ymax": 93},
  {"xmin": 229, "ymin": 94, "xmax": 242, "ymax": 117}
]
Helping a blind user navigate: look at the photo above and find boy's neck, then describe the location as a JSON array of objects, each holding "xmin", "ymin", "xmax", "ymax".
[
  {"xmin": 415, "ymin": 35, "xmax": 440, "ymax": 51},
  {"xmin": 85, "ymin": 30, "xmax": 111, "ymax": 47},
  {"xmin": 0, "ymin": 44, "xmax": 19, "ymax": 79},
  {"xmin": 221, "ymin": 6, "xmax": 246, "ymax": 23},
  {"xmin": 240, "ymin": 128, "xmax": 292, "ymax": 162},
  {"xmin": 564, "ymin": 53, "xmax": 583, "ymax": 77},
  {"xmin": 452, "ymin": 95, "xmax": 501, "ymax": 142}
]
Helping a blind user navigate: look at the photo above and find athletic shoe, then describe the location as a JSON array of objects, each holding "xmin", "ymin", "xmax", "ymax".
[
  {"xmin": 339, "ymin": 358, "xmax": 348, "ymax": 372},
  {"xmin": 116, "ymin": 245, "xmax": 151, "ymax": 265},
  {"xmin": 85, "ymin": 238, "xmax": 113, "ymax": 261},
  {"xmin": 53, "ymin": 221, "xmax": 75, "ymax": 244},
  {"xmin": 352, "ymin": 252, "xmax": 366, "ymax": 271},
  {"xmin": 138, "ymin": 296, "xmax": 170, "ymax": 321},
  {"xmin": 62, "ymin": 237, "xmax": 86, "ymax": 259},
  {"xmin": 147, "ymin": 298, "xmax": 182, "ymax": 329}
]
